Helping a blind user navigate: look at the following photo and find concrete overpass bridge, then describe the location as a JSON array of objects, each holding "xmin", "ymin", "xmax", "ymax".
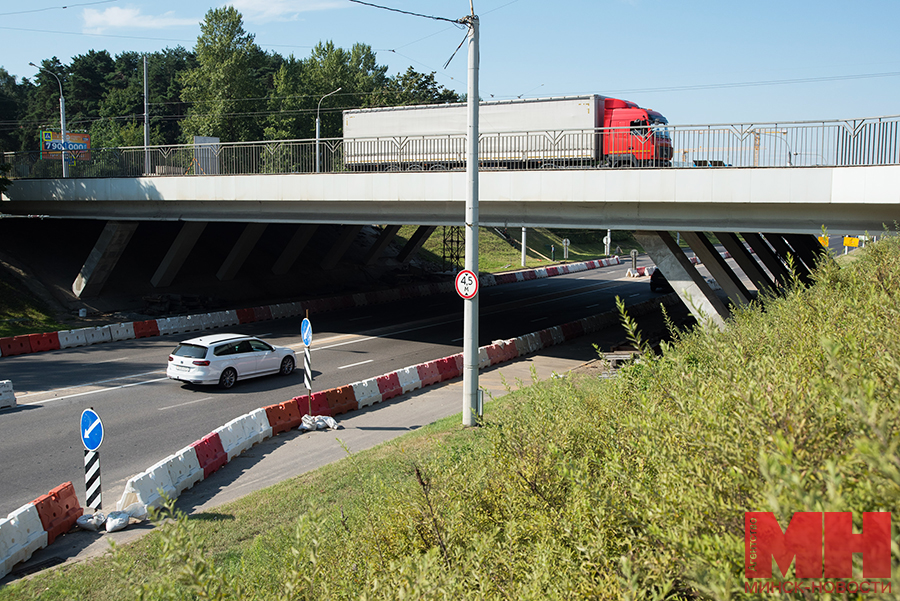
[{"xmin": 2, "ymin": 114, "xmax": 899, "ymax": 326}]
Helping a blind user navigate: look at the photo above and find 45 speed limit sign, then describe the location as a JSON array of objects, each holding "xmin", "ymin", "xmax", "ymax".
[{"xmin": 455, "ymin": 269, "xmax": 479, "ymax": 299}]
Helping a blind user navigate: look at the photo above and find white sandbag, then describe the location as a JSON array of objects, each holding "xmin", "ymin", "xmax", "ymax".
[
  {"xmin": 299, "ymin": 414, "xmax": 339, "ymax": 431},
  {"xmin": 105, "ymin": 512, "xmax": 130, "ymax": 533},
  {"xmin": 76, "ymin": 513, "xmax": 106, "ymax": 532}
]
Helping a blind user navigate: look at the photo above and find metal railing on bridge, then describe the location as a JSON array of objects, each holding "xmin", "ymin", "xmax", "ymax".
[{"xmin": 5, "ymin": 115, "xmax": 899, "ymax": 179}]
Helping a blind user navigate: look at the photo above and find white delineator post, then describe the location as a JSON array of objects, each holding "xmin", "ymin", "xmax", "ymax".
[
  {"xmin": 521, "ymin": 227, "xmax": 527, "ymax": 267},
  {"xmin": 462, "ymin": 13, "xmax": 480, "ymax": 427}
]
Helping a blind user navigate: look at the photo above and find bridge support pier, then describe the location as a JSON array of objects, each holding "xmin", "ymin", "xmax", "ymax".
[
  {"xmin": 151, "ymin": 222, "xmax": 207, "ymax": 288},
  {"xmin": 322, "ymin": 225, "xmax": 364, "ymax": 270},
  {"xmin": 783, "ymin": 234, "xmax": 829, "ymax": 275},
  {"xmin": 742, "ymin": 233, "xmax": 792, "ymax": 287},
  {"xmin": 397, "ymin": 226, "xmax": 437, "ymax": 264},
  {"xmin": 72, "ymin": 221, "xmax": 139, "ymax": 298},
  {"xmin": 715, "ymin": 232, "xmax": 775, "ymax": 293},
  {"xmin": 363, "ymin": 225, "xmax": 401, "ymax": 266},
  {"xmin": 764, "ymin": 234, "xmax": 813, "ymax": 284},
  {"xmin": 272, "ymin": 225, "xmax": 318, "ymax": 275},
  {"xmin": 217, "ymin": 223, "xmax": 267, "ymax": 281},
  {"xmin": 681, "ymin": 232, "xmax": 752, "ymax": 307},
  {"xmin": 635, "ymin": 231, "xmax": 728, "ymax": 329}
]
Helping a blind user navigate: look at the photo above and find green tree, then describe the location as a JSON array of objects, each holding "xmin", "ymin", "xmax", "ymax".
[
  {"xmin": 66, "ymin": 49, "xmax": 115, "ymax": 132},
  {"xmin": 90, "ymin": 51, "xmax": 144, "ymax": 148},
  {"xmin": 179, "ymin": 7, "xmax": 266, "ymax": 142},
  {"xmin": 147, "ymin": 47, "xmax": 198, "ymax": 144},
  {"xmin": 264, "ymin": 56, "xmax": 310, "ymax": 140},
  {"xmin": 0, "ymin": 67, "xmax": 28, "ymax": 153},
  {"xmin": 374, "ymin": 67, "xmax": 460, "ymax": 107},
  {"xmin": 265, "ymin": 42, "xmax": 388, "ymax": 141}
]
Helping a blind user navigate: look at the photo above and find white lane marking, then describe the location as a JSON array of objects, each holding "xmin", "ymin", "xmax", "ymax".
[
  {"xmin": 533, "ymin": 284, "xmax": 549, "ymax": 288},
  {"xmin": 158, "ymin": 397, "xmax": 214, "ymax": 411},
  {"xmin": 586, "ymin": 303, "xmax": 600, "ymax": 308},
  {"xmin": 16, "ymin": 370, "xmax": 167, "ymax": 399},
  {"xmin": 530, "ymin": 317, "xmax": 547, "ymax": 322},
  {"xmin": 316, "ymin": 336, "xmax": 378, "ymax": 351},
  {"xmin": 97, "ymin": 356, "xmax": 133, "ymax": 363},
  {"xmin": 451, "ymin": 337, "xmax": 464, "ymax": 342},
  {"xmin": 347, "ymin": 315, "xmax": 372, "ymax": 322},
  {"xmin": 286, "ymin": 335, "xmax": 377, "ymax": 352},
  {"xmin": 628, "ymin": 293, "xmax": 641, "ymax": 297},
  {"xmin": 21, "ymin": 377, "xmax": 170, "ymax": 406},
  {"xmin": 339, "ymin": 359, "xmax": 374, "ymax": 370}
]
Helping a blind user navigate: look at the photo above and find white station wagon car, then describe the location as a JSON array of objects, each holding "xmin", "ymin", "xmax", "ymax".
[{"xmin": 167, "ymin": 333, "xmax": 296, "ymax": 389}]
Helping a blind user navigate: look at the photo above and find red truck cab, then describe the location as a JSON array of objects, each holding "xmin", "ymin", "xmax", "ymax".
[{"xmin": 602, "ymin": 98, "xmax": 673, "ymax": 167}]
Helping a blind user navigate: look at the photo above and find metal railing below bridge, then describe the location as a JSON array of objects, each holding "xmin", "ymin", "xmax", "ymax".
[{"xmin": 4, "ymin": 115, "xmax": 899, "ymax": 180}]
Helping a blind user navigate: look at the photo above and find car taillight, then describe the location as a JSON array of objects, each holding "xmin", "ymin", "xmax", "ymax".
[
  {"xmin": 193, "ymin": 360, "xmax": 210, "ymax": 366},
  {"xmin": 168, "ymin": 356, "xmax": 174, "ymax": 361}
]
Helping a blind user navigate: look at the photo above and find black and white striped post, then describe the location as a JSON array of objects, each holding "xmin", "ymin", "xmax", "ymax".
[
  {"xmin": 80, "ymin": 408, "xmax": 104, "ymax": 510},
  {"xmin": 84, "ymin": 450, "xmax": 101, "ymax": 510},
  {"xmin": 304, "ymin": 345, "xmax": 312, "ymax": 414},
  {"xmin": 301, "ymin": 317, "xmax": 313, "ymax": 415}
]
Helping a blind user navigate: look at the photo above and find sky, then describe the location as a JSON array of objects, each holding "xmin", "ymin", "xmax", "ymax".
[{"xmin": 1, "ymin": 0, "xmax": 899, "ymax": 126}]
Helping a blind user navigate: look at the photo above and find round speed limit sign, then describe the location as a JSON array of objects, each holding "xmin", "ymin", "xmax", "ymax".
[{"xmin": 455, "ymin": 269, "xmax": 479, "ymax": 299}]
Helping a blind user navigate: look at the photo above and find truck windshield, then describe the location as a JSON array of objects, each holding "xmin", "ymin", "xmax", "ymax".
[{"xmin": 649, "ymin": 113, "xmax": 670, "ymax": 139}]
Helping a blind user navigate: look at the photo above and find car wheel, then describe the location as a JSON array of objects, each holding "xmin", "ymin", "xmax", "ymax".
[
  {"xmin": 280, "ymin": 356, "xmax": 295, "ymax": 376},
  {"xmin": 219, "ymin": 367, "xmax": 237, "ymax": 389}
]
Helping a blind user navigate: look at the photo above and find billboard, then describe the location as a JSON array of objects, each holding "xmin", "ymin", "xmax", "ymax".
[{"xmin": 40, "ymin": 131, "xmax": 91, "ymax": 161}]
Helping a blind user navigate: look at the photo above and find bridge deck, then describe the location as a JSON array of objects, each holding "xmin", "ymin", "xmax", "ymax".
[{"xmin": 4, "ymin": 166, "xmax": 898, "ymax": 234}]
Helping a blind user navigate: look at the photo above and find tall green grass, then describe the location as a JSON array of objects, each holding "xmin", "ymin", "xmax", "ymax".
[{"xmin": 3, "ymin": 238, "xmax": 898, "ymax": 600}]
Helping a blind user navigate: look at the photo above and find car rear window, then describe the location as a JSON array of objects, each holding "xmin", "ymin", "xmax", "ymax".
[{"xmin": 171, "ymin": 343, "xmax": 208, "ymax": 359}]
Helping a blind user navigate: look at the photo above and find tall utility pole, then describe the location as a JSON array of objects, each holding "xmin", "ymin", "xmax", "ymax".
[
  {"xmin": 347, "ymin": 0, "xmax": 481, "ymax": 426},
  {"xmin": 143, "ymin": 55, "xmax": 150, "ymax": 175},
  {"xmin": 461, "ymin": 11, "xmax": 480, "ymax": 427}
]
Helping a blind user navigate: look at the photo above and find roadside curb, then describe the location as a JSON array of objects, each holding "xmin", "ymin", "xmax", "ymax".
[{"xmin": 0, "ymin": 257, "xmax": 622, "ymax": 360}]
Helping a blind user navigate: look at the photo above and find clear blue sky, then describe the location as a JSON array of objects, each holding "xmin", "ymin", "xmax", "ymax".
[{"xmin": 2, "ymin": 0, "xmax": 898, "ymax": 126}]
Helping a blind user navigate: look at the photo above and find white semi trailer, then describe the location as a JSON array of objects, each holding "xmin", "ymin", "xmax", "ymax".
[{"xmin": 342, "ymin": 95, "xmax": 672, "ymax": 169}]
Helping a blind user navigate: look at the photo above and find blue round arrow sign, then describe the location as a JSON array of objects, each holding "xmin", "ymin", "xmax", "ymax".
[
  {"xmin": 81, "ymin": 408, "xmax": 104, "ymax": 452},
  {"xmin": 301, "ymin": 318, "xmax": 313, "ymax": 347}
]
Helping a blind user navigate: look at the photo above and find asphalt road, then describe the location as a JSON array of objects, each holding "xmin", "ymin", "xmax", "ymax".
[{"xmin": 0, "ymin": 258, "xmax": 661, "ymax": 517}]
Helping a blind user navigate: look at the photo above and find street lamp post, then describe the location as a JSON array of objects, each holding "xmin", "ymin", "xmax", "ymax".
[
  {"xmin": 316, "ymin": 87, "xmax": 342, "ymax": 173},
  {"xmin": 30, "ymin": 62, "xmax": 68, "ymax": 178},
  {"xmin": 754, "ymin": 129, "xmax": 795, "ymax": 167}
]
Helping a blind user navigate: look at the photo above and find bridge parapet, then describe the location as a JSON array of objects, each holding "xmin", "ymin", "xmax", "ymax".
[{"xmin": 4, "ymin": 115, "xmax": 899, "ymax": 180}]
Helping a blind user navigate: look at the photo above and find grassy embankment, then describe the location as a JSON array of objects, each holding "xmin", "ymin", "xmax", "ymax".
[
  {"xmin": 3, "ymin": 235, "xmax": 898, "ymax": 599},
  {"xmin": 396, "ymin": 226, "xmax": 635, "ymax": 273},
  {"xmin": 0, "ymin": 268, "xmax": 66, "ymax": 338}
]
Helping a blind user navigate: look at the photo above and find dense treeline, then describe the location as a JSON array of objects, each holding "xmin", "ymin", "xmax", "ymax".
[{"xmin": 0, "ymin": 6, "xmax": 459, "ymax": 154}]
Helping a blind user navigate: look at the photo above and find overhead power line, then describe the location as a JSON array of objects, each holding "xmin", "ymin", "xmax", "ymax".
[
  {"xmin": 348, "ymin": 0, "xmax": 464, "ymax": 25},
  {"xmin": 0, "ymin": 0, "xmax": 117, "ymax": 17}
]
